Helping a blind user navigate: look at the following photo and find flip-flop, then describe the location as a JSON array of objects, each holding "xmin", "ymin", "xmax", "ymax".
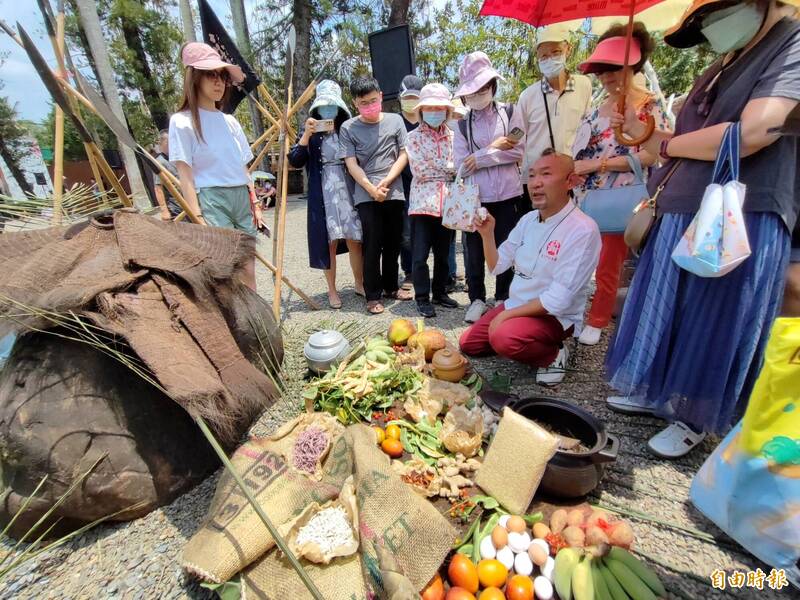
[
  {"xmin": 354, "ymin": 288, "xmax": 366, "ymax": 298},
  {"xmin": 367, "ymin": 301, "xmax": 384, "ymax": 315},
  {"xmin": 328, "ymin": 296, "xmax": 342, "ymax": 309},
  {"xmin": 385, "ymin": 289, "xmax": 413, "ymax": 301}
]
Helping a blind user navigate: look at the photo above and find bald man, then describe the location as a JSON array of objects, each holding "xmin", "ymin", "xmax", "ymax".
[{"xmin": 460, "ymin": 149, "xmax": 601, "ymax": 385}]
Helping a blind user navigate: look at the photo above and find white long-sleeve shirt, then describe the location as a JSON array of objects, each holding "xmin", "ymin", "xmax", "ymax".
[{"xmin": 492, "ymin": 202, "xmax": 601, "ymax": 333}]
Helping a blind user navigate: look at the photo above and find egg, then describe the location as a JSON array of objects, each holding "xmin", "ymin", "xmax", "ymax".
[
  {"xmin": 514, "ymin": 551, "xmax": 534, "ymax": 576},
  {"xmin": 534, "ymin": 575, "xmax": 554, "ymax": 600},
  {"xmin": 496, "ymin": 545, "xmax": 514, "ymax": 570},
  {"xmin": 479, "ymin": 535, "xmax": 497, "ymax": 560},
  {"xmin": 498, "ymin": 514, "xmax": 510, "ymax": 529},
  {"xmin": 540, "ymin": 556, "xmax": 556, "ymax": 582},
  {"xmin": 491, "ymin": 526, "xmax": 508, "ymax": 549},
  {"xmin": 527, "ymin": 543, "xmax": 548, "ymax": 567},
  {"xmin": 532, "ymin": 522, "xmax": 551, "ymax": 539},
  {"xmin": 530, "ymin": 538, "xmax": 550, "ymax": 555},
  {"xmin": 507, "ymin": 515, "xmax": 526, "ymax": 533},
  {"xmin": 507, "ymin": 531, "xmax": 529, "ymax": 554}
]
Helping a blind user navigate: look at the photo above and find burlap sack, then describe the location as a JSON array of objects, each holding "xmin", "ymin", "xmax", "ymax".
[
  {"xmin": 475, "ymin": 408, "xmax": 558, "ymax": 514},
  {"xmin": 266, "ymin": 412, "xmax": 345, "ymax": 480},
  {"xmin": 183, "ymin": 424, "xmax": 456, "ymax": 599}
]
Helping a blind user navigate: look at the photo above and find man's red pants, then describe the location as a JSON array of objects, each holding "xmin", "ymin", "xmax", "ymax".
[
  {"xmin": 586, "ymin": 233, "xmax": 628, "ymax": 329},
  {"xmin": 459, "ymin": 303, "xmax": 571, "ymax": 368}
]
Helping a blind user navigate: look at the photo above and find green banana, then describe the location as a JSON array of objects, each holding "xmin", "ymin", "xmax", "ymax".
[
  {"xmin": 591, "ymin": 559, "xmax": 613, "ymax": 600},
  {"xmin": 572, "ymin": 557, "xmax": 595, "ymax": 600},
  {"xmin": 554, "ymin": 548, "xmax": 582, "ymax": 600},
  {"xmin": 598, "ymin": 560, "xmax": 632, "ymax": 600},
  {"xmin": 607, "ymin": 547, "xmax": 666, "ymax": 597},
  {"xmin": 604, "ymin": 558, "xmax": 656, "ymax": 600}
]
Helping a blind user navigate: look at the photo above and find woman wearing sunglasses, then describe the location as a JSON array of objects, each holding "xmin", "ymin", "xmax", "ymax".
[
  {"xmin": 607, "ymin": 0, "xmax": 800, "ymax": 458},
  {"xmin": 572, "ymin": 23, "xmax": 672, "ymax": 348},
  {"xmin": 169, "ymin": 42, "xmax": 261, "ymax": 289}
]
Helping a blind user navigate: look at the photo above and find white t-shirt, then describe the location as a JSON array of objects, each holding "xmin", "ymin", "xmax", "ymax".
[
  {"xmin": 492, "ymin": 202, "xmax": 601, "ymax": 333},
  {"xmin": 169, "ymin": 109, "xmax": 253, "ymax": 189}
]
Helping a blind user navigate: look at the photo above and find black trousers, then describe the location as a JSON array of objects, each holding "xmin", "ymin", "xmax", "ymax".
[
  {"xmin": 517, "ymin": 184, "xmax": 533, "ymax": 217},
  {"xmin": 464, "ymin": 196, "xmax": 520, "ymax": 303},
  {"xmin": 357, "ymin": 200, "xmax": 404, "ymax": 302},
  {"xmin": 401, "ymin": 201, "xmax": 412, "ymax": 276},
  {"xmin": 411, "ymin": 215, "xmax": 454, "ymax": 301}
]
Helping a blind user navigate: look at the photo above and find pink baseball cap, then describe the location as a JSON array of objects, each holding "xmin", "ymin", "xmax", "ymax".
[
  {"xmin": 181, "ymin": 42, "xmax": 245, "ymax": 84},
  {"xmin": 579, "ymin": 37, "xmax": 642, "ymax": 74}
]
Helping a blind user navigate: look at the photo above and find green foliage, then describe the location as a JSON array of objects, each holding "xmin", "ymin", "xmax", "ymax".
[
  {"xmin": 649, "ymin": 35, "xmax": 716, "ymax": 97},
  {"xmin": 36, "ymin": 104, "xmax": 121, "ymax": 163},
  {"xmin": 0, "ymin": 97, "xmax": 30, "ymax": 166}
]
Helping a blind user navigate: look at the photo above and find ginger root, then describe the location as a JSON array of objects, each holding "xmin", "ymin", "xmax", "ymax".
[{"xmin": 435, "ymin": 454, "xmax": 482, "ymax": 498}]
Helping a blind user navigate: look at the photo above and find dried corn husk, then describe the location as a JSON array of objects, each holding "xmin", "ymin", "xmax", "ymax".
[{"xmin": 439, "ymin": 405, "xmax": 483, "ymax": 458}]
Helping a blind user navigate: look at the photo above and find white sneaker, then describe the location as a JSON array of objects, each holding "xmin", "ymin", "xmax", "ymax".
[
  {"xmin": 578, "ymin": 325, "xmax": 602, "ymax": 346},
  {"xmin": 647, "ymin": 422, "xmax": 706, "ymax": 459},
  {"xmin": 465, "ymin": 299, "xmax": 487, "ymax": 323},
  {"xmin": 536, "ymin": 346, "xmax": 569, "ymax": 386},
  {"xmin": 606, "ymin": 395, "xmax": 656, "ymax": 416}
]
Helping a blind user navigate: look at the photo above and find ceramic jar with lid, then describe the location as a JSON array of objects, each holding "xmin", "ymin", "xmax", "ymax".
[
  {"xmin": 304, "ymin": 330, "xmax": 350, "ymax": 373},
  {"xmin": 431, "ymin": 348, "xmax": 467, "ymax": 382}
]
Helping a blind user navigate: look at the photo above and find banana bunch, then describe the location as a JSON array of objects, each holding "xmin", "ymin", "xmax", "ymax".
[
  {"xmin": 554, "ymin": 546, "xmax": 666, "ymax": 600},
  {"xmin": 364, "ymin": 336, "xmax": 395, "ymax": 364}
]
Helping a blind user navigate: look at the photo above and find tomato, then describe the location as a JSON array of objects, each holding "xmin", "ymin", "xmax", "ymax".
[
  {"xmin": 421, "ymin": 573, "xmax": 445, "ymax": 600},
  {"xmin": 478, "ymin": 588, "xmax": 505, "ymax": 600},
  {"xmin": 381, "ymin": 438, "xmax": 404, "ymax": 458},
  {"xmin": 373, "ymin": 426, "xmax": 385, "ymax": 445},
  {"xmin": 505, "ymin": 575, "xmax": 534, "ymax": 600},
  {"xmin": 447, "ymin": 554, "xmax": 479, "ymax": 594},
  {"xmin": 477, "ymin": 559, "xmax": 508, "ymax": 589},
  {"xmin": 445, "ymin": 587, "xmax": 476, "ymax": 600},
  {"xmin": 385, "ymin": 423, "xmax": 402, "ymax": 440}
]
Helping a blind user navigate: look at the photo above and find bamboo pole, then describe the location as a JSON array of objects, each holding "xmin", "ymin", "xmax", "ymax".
[
  {"xmin": 51, "ymin": 10, "xmax": 67, "ymax": 225},
  {"xmin": 272, "ymin": 69, "xmax": 295, "ymax": 320},
  {"xmin": 87, "ymin": 144, "xmax": 132, "ymax": 207},
  {"xmin": 249, "ymin": 122, "xmax": 278, "ymax": 154},
  {"xmin": 84, "ymin": 143, "xmax": 105, "ymax": 193},
  {"xmin": 248, "ymin": 130, "xmax": 278, "ymax": 175}
]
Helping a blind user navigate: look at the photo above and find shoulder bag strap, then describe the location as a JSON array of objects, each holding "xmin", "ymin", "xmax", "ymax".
[
  {"xmin": 541, "ymin": 81, "xmax": 556, "ymax": 149},
  {"xmin": 623, "ymin": 153, "xmax": 645, "ymax": 184}
]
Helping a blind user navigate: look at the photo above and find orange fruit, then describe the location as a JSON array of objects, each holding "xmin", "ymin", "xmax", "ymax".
[
  {"xmin": 381, "ymin": 438, "xmax": 404, "ymax": 458},
  {"xmin": 445, "ymin": 588, "xmax": 476, "ymax": 600},
  {"xmin": 478, "ymin": 587, "xmax": 505, "ymax": 600},
  {"xmin": 385, "ymin": 424, "xmax": 402, "ymax": 440},
  {"xmin": 447, "ymin": 553, "xmax": 479, "ymax": 594},
  {"xmin": 477, "ymin": 559, "xmax": 508, "ymax": 589},
  {"xmin": 373, "ymin": 426, "xmax": 385, "ymax": 445},
  {"xmin": 505, "ymin": 575, "xmax": 534, "ymax": 600},
  {"xmin": 421, "ymin": 573, "xmax": 445, "ymax": 600}
]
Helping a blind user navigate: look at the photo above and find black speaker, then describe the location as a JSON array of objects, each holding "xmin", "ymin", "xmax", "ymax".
[
  {"xmin": 368, "ymin": 24, "xmax": 415, "ymax": 101},
  {"xmin": 102, "ymin": 149, "xmax": 123, "ymax": 169}
]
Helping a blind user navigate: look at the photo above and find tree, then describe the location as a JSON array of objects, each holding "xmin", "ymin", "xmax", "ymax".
[
  {"xmin": 292, "ymin": 0, "xmax": 314, "ymax": 119},
  {"xmin": 178, "ymin": 0, "xmax": 196, "ymax": 41},
  {"xmin": 0, "ymin": 97, "xmax": 34, "ymax": 196},
  {"xmin": 230, "ymin": 0, "xmax": 266, "ymax": 154},
  {"xmin": 75, "ymin": 0, "xmax": 149, "ymax": 206},
  {"xmin": 388, "ymin": 0, "xmax": 411, "ymax": 26}
]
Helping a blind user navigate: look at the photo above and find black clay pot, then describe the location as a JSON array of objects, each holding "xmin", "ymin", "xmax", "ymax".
[{"xmin": 510, "ymin": 396, "xmax": 619, "ymax": 499}]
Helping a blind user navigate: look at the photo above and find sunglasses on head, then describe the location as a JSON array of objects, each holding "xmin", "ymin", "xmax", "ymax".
[{"xmin": 202, "ymin": 70, "xmax": 231, "ymax": 85}]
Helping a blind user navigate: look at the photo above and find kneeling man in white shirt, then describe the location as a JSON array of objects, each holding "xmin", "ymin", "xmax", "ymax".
[{"xmin": 459, "ymin": 149, "xmax": 601, "ymax": 385}]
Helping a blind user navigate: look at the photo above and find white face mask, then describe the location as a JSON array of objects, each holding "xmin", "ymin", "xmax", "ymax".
[
  {"xmin": 465, "ymin": 89, "xmax": 493, "ymax": 111},
  {"xmin": 539, "ymin": 55, "xmax": 566, "ymax": 79},
  {"xmin": 701, "ymin": 3, "xmax": 764, "ymax": 54}
]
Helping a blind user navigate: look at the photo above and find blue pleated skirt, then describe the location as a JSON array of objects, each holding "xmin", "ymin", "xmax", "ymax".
[{"xmin": 606, "ymin": 211, "xmax": 790, "ymax": 435}]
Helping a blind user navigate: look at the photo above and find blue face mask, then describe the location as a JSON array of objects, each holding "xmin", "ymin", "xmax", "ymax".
[
  {"xmin": 316, "ymin": 105, "xmax": 339, "ymax": 120},
  {"xmin": 422, "ymin": 110, "xmax": 447, "ymax": 128}
]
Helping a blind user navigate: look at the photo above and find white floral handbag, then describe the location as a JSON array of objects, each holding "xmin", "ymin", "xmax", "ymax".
[
  {"xmin": 672, "ymin": 122, "xmax": 751, "ymax": 278},
  {"xmin": 442, "ymin": 164, "xmax": 481, "ymax": 232}
]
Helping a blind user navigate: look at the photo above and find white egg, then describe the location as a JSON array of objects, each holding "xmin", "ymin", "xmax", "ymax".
[
  {"xmin": 479, "ymin": 535, "xmax": 497, "ymax": 560},
  {"xmin": 496, "ymin": 545, "xmax": 515, "ymax": 570},
  {"xmin": 508, "ymin": 531, "xmax": 529, "ymax": 554},
  {"xmin": 498, "ymin": 514, "xmax": 510, "ymax": 529},
  {"xmin": 514, "ymin": 551, "xmax": 534, "ymax": 576},
  {"xmin": 530, "ymin": 538, "xmax": 550, "ymax": 555},
  {"xmin": 534, "ymin": 575, "xmax": 554, "ymax": 600},
  {"xmin": 541, "ymin": 556, "xmax": 556, "ymax": 582}
]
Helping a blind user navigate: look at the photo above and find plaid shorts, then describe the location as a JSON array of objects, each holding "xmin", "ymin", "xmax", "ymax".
[{"xmin": 197, "ymin": 185, "xmax": 257, "ymax": 236}]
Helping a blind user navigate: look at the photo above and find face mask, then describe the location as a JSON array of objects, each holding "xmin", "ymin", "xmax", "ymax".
[
  {"xmin": 357, "ymin": 99, "xmax": 382, "ymax": 119},
  {"xmin": 422, "ymin": 110, "xmax": 447, "ymax": 128},
  {"xmin": 465, "ymin": 89, "xmax": 493, "ymax": 111},
  {"xmin": 701, "ymin": 3, "xmax": 764, "ymax": 54},
  {"xmin": 539, "ymin": 55, "xmax": 566, "ymax": 79},
  {"xmin": 316, "ymin": 105, "xmax": 338, "ymax": 119},
  {"xmin": 400, "ymin": 98, "xmax": 419, "ymax": 113}
]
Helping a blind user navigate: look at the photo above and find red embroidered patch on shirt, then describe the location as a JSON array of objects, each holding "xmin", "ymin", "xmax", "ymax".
[{"xmin": 546, "ymin": 240, "xmax": 561, "ymax": 257}]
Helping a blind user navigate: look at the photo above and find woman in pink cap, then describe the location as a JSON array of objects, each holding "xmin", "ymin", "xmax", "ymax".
[
  {"xmin": 453, "ymin": 52, "xmax": 526, "ymax": 325},
  {"xmin": 572, "ymin": 23, "xmax": 671, "ymax": 347},
  {"xmin": 169, "ymin": 42, "xmax": 261, "ymax": 290},
  {"xmin": 405, "ymin": 83, "xmax": 459, "ymax": 318}
]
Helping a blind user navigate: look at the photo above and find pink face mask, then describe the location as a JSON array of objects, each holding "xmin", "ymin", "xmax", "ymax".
[{"xmin": 357, "ymin": 99, "xmax": 382, "ymax": 119}]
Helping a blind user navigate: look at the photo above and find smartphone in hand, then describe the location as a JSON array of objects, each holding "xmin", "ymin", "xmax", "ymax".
[
  {"xmin": 314, "ymin": 119, "xmax": 334, "ymax": 133},
  {"xmin": 507, "ymin": 127, "xmax": 524, "ymax": 143}
]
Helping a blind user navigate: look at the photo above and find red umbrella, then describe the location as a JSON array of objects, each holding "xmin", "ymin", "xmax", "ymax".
[{"xmin": 480, "ymin": 0, "xmax": 666, "ymax": 145}]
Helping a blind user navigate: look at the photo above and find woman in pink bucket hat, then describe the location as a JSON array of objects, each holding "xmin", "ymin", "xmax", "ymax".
[
  {"xmin": 453, "ymin": 52, "xmax": 526, "ymax": 325},
  {"xmin": 168, "ymin": 42, "xmax": 261, "ymax": 290}
]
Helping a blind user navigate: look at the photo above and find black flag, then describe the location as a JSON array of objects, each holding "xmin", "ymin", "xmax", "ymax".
[{"xmin": 198, "ymin": 0, "xmax": 261, "ymax": 114}]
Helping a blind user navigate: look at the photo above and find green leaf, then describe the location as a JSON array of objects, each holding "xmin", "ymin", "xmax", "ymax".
[{"xmin": 201, "ymin": 578, "xmax": 242, "ymax": 600}]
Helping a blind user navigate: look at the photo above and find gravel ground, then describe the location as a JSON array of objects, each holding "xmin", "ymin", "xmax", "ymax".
[{"xmin": 0, "ymin": 197, "xmax": 794, "ymax": 599}]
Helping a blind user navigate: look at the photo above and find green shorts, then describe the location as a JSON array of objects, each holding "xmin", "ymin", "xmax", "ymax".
[{"xmin": 197, "ymin": 185, "xmax": 257, "ymax": 236}]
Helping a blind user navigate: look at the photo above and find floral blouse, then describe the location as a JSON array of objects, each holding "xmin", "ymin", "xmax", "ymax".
[
  {"xmin": 406, "ymin": 124, "xmax": 455, "ymax": 217},
  {"xmin": 573, "ymin": 95, "xmax": 671, "ymax": 201}
]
